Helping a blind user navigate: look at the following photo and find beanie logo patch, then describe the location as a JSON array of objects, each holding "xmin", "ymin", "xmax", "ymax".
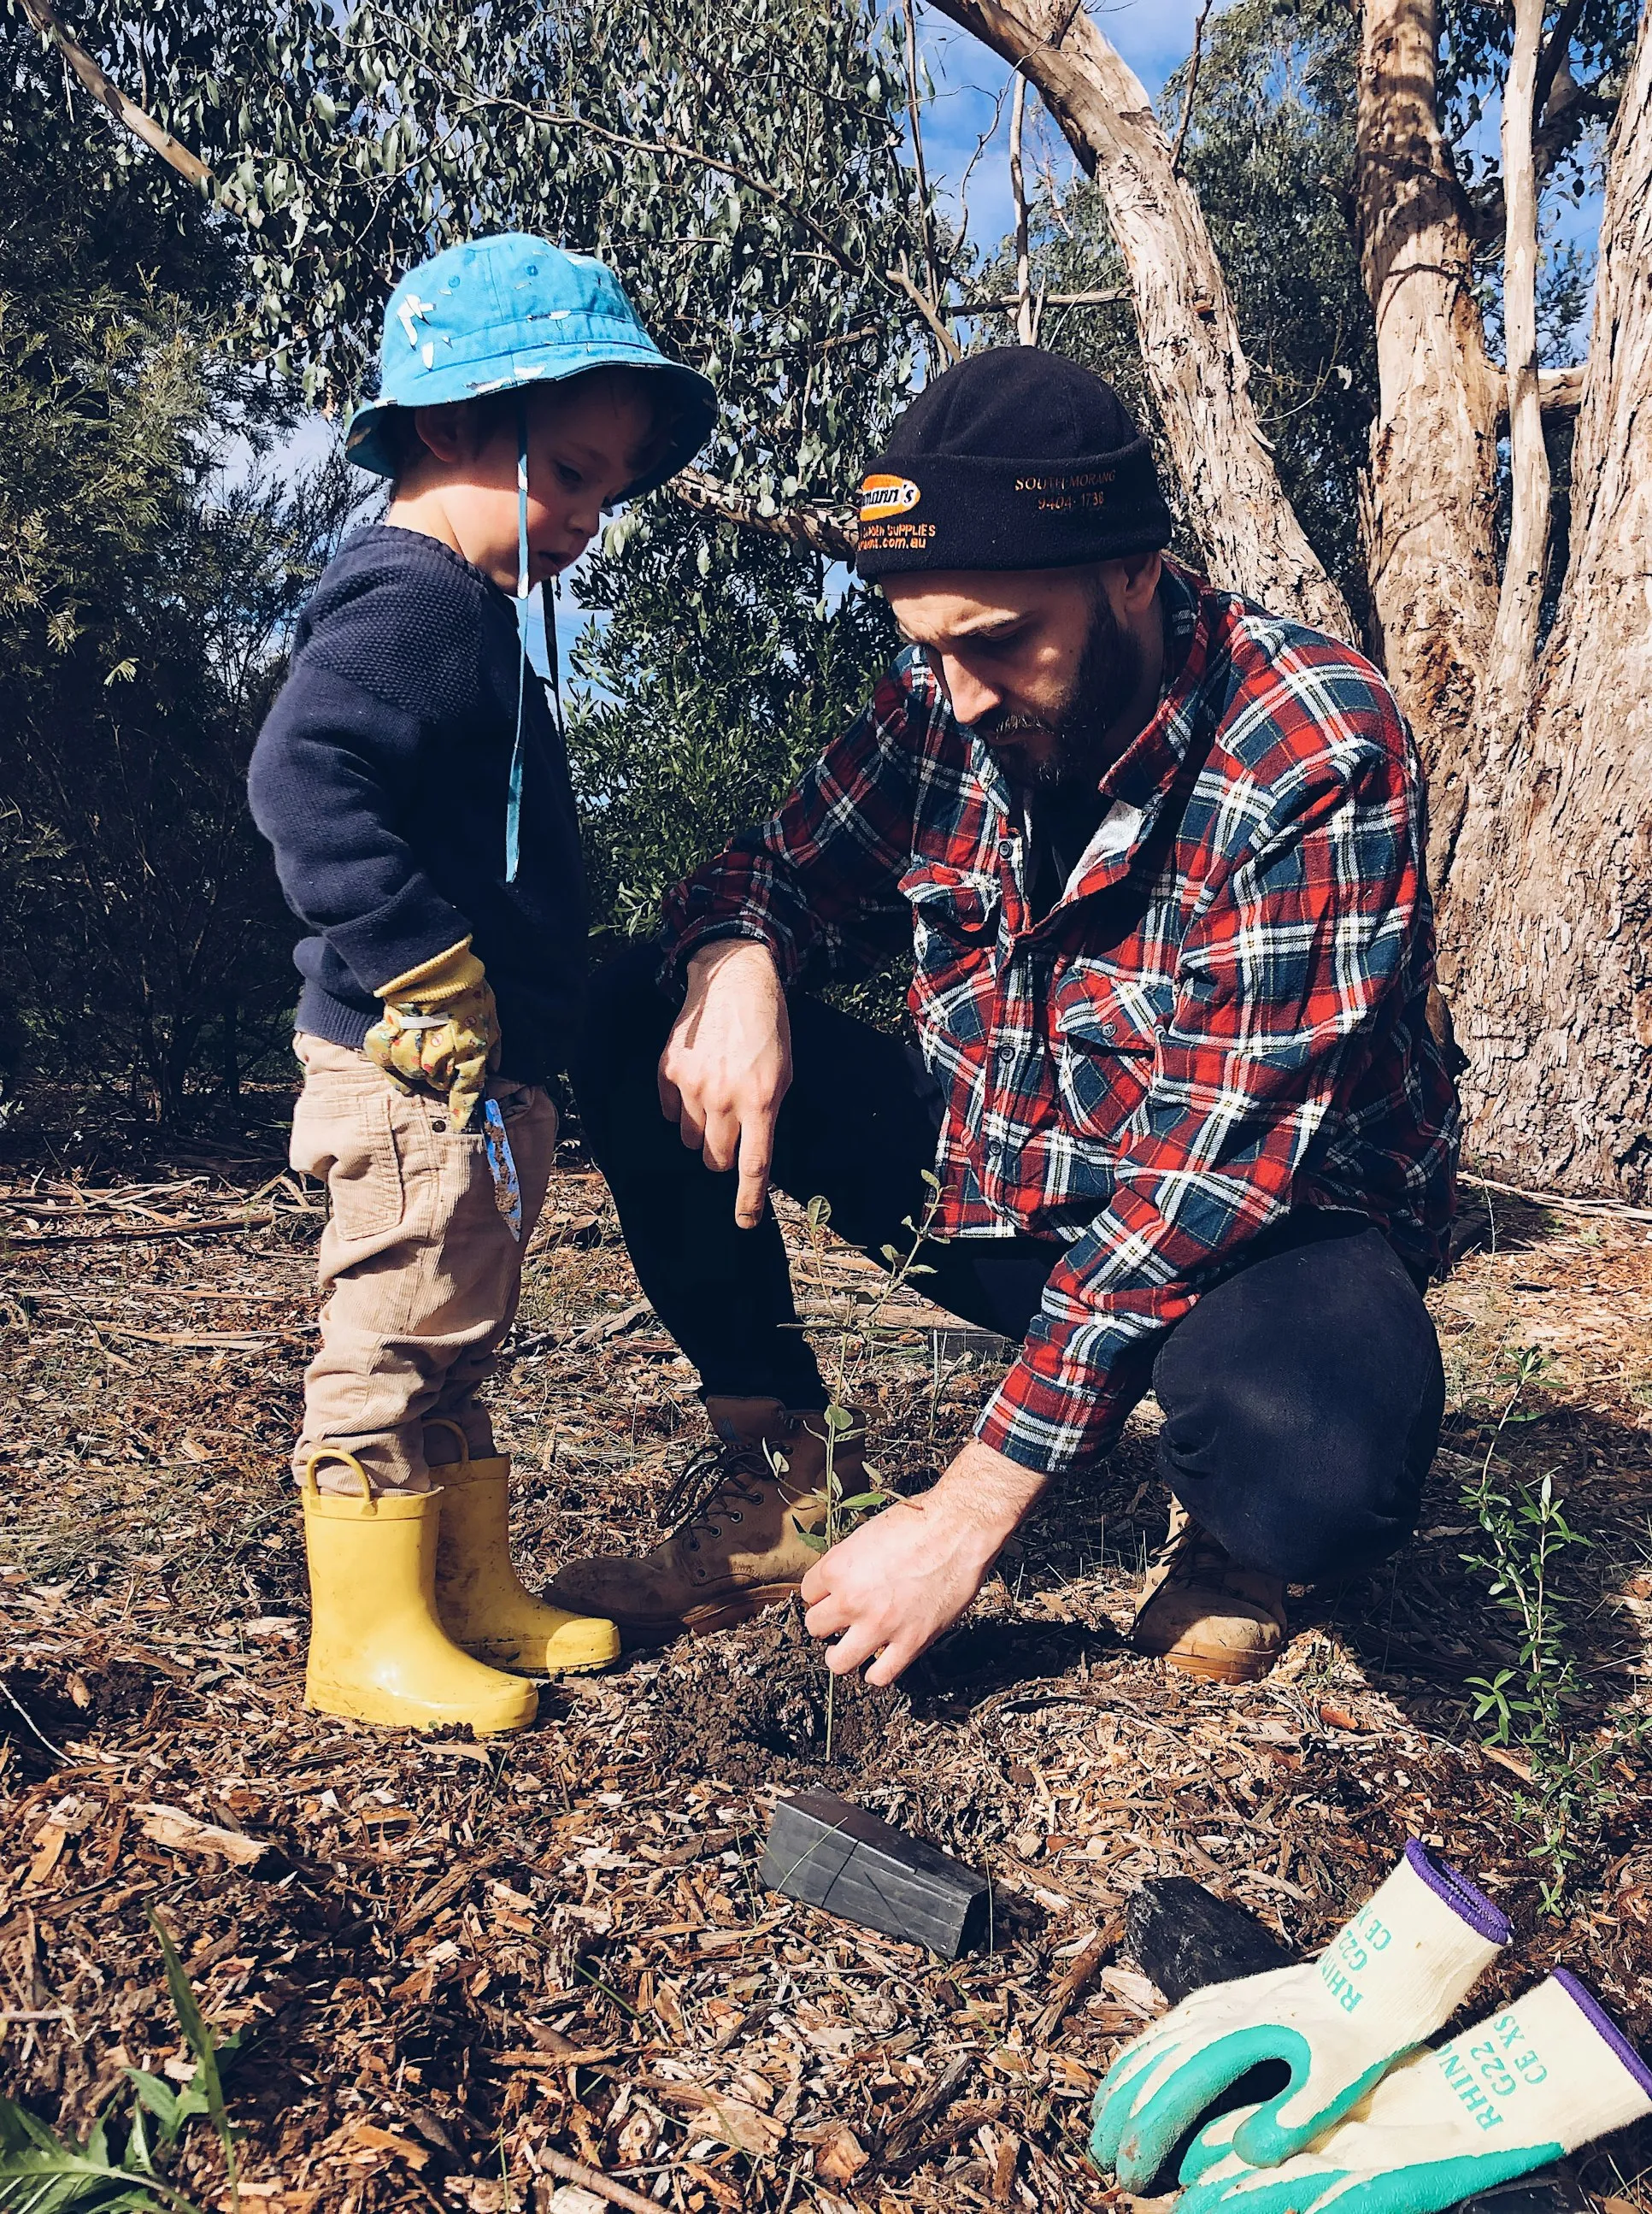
[{"xmin": 860, "ymin": 474, "xmax": 922, "ymax": 520}]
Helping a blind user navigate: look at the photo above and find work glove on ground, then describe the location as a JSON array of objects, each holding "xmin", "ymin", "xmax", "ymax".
[
  {"xmin": 1091, "ymin": 1842, "xmax": 1512, "ymax": 2187},
  {"xmin": 1174, "ymin": 1970, "xmax": 1652, "ymax": 2214},
  {"xmin": 364, "ymin": 935, "xmax": 500, "ymax": 1132}
]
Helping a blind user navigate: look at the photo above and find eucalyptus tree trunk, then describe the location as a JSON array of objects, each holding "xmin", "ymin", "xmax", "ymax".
[
  {"xmin": 924, "ymin": 0, "xmax": 1356, "ymax": 642},
  {"xmin": 1443, "ymin": 15, "xmax": 1652, "ymax": 1198},
  {"xmin": 1353, "ymin": 0, "xmax": 1501, "ymax": 885}
]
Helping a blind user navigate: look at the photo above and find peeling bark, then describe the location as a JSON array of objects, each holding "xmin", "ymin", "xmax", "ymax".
[
  {"xmin": 1488, "ymin": 0, "xmax": 1552, "ymax": 706},
  {"xmin": 1446, "ymin": 8, "xmax": 1652, "ymax": 1197},
  {"xmin": 925, "ymin": 0, "xmax": 1356, "ymax": 641},
  {"xmin": 1354, "ymin": 0, "xmax": 1501, "ymax": 884}
]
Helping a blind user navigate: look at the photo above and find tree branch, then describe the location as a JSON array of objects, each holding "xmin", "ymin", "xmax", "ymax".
[
  {"xmin": 1170, "ymin": 0, "xmax": 1214, "ymax": 174},
  {"xmin": 955, "ymin": 286, "xmax": 1128, "ymax": 310},
  {"xmin": 902, "ymin": 0, "xmax": 947, "ymax": 338},
  {"xmin": 389, "ymin": 56, "xmax": 873, "ymax": 289},
  {"xmin": 1533, "ymin": 0, "xmax": 1586, "ymax": 125},
  {"xmin": 17, "ymin": 0, "xmax": 211, "ymax": 190},
  {"xmin": 1536, "ymin": 362, "xmax": 1584, "ymax": 415},
  {"xmin": 667, "ymin": 467, "xmax": 857, "ymax": 562},
  {"xmin": 885, "ymin": 260, "xmax": 962, "ymax": 362},
  {"xmin": 1008, "ymin": 66, "xmax": 1035, "ymax": 344}
]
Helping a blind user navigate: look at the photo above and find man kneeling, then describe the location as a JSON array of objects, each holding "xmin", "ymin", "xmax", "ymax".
[{"xmin": 549, "ymin": 349, "xmax": 1457, "ymax": 1687}]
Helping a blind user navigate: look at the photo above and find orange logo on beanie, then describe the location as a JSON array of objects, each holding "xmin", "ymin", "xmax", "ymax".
[{"xmin": 860, "ymin": 474, "xmax": 922, "ymax": 520}]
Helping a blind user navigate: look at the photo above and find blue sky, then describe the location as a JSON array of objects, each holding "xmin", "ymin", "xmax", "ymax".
[{"xmin": 915, "ymin": 0, "xmax": 1202, "ymax": 260}]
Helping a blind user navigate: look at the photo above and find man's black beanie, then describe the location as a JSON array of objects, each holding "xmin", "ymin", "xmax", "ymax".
[{"xmin": 853, "ymin": 347, "xmax": 1173, "ymax": 580}]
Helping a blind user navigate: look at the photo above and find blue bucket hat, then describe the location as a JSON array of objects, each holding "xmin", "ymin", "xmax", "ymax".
[
  {"xmin": 346, "ymin": 234, "xmax": 716, "ymax": 886},
  {"xmin": 345, "ymin": 232, "xmax": 716, "ymax": 496}
]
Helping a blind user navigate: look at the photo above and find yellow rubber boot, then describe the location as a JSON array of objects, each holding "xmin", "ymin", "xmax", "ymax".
[
  {"xmin": 426, "ymin": 1422, "xmax": 620, "ymax": 1677},
  {"xmin": 301, "ymin": 1449, "xmax": 538, "ymax": 1734}
]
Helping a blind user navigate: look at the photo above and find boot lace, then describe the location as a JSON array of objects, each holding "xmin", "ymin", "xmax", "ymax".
[
  {"xmin": 658, "ymin": 1433, "xmax": 783, "ymax": 1538},
  {"xmin": 1149, "ymin": 1509, "xmax": 1228, "ymax": 1587}
]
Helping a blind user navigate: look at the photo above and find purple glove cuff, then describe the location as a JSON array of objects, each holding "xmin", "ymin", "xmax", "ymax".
[
  {"xmin": 1555, "ymin": 1969, "xmax": 1652, "ymax": 2096},
  {"xmin": 1404, "ymin": 1840, "xmax": 1514, "ymax": 1945}
]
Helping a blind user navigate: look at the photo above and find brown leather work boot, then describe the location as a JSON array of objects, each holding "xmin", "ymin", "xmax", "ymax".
[
  {"xmin": 542, "ymin": 1397, "xmax": 866, "ymax": 1643},
  {"xmin": 1130, "ymin": 1499, "xmax": 1287, "ymax": 1683}
]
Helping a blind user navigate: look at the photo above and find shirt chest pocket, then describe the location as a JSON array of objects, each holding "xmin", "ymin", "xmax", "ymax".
[
  {"xmin": 1051, "ymin": 968, "xmax": 1173, "ymax": 1139},
  {"xmin": 901, "ymin": 863, "xmax": 1002, "ymax": 1039}
]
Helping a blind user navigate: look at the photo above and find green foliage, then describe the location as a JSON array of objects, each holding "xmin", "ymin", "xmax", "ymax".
[
  {"xmin": 77, "ymin": 0, "xmax": 939, "ymax": 498},
  {"xmin": 136, "ymin": 1911, "xmax": 242, "ymax": 2193},
  {"xmin": 0, "ymin": 2097, "xmax": 197, "ymax": 2214},
  {"xmin": 566, "ymin": 503, "xmax": 900, "ymax": 945},
  {"xmin": 0, "ymin": 1915, "xmax": 244, "ymax": 2212},
  {"xmin": 1459, "ymin": 1345, "xmax": 1647, "ymax": 1913},
  {"xmin": 0, "ymin": 9, "xmax": 354, "ymax": 1120}
]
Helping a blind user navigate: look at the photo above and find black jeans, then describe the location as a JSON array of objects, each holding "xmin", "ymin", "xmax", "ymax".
[{"xmin": 574, "ymin": 945, "xmax": 1446, "ymax": 1582}]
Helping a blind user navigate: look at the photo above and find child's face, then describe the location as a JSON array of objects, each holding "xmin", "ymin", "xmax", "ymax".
[{"xmin": 392, "ymin": 377, "xmax": 656, "ymax": 592}]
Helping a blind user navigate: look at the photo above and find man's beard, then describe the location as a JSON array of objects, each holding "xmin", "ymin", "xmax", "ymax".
[{"xmin": 975, "ymin": 586, "xmax": 1143, "ymax": 796}]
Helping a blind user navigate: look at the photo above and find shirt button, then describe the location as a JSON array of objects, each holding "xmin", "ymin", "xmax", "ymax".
[
  {"xmin": 996, "ymin": 1042, "xmax": 1014, "ymax": 1063},
  {"xmin": 1102, "ymin": 1022, "xmax": 1117, "ymax": 1041},
  {"xmin": 998, "ymin": 839, "xmax": 1014, "ymax": 858}
]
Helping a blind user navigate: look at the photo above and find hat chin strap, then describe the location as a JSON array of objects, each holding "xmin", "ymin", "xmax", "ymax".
[
  {"xmin": 505, "ymin": 394, "xmax": 531, "ymax": 886},
  {"xmin": 505, "ymin": 395, "xmax": 568, "ymax": 886}
]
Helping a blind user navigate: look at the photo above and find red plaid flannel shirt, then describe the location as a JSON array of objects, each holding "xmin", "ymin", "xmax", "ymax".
[{"xmin": 660, "ymin": 563, "xmax": 1459, "ymax": 1475}]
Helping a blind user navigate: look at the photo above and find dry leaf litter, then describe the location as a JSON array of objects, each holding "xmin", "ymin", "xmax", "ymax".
[{"xmin": 3, "ymin": 1129, "xmax": 1650, "ymax": 2214}]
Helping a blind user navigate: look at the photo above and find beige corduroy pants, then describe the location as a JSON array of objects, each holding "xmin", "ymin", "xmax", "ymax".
[{"xmin": 288, "ymin": 1034, "xmax": 557, "ymax": 1495}]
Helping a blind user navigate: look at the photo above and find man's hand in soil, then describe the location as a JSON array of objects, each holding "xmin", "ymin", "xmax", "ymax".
[
  {"xmin": 800, "ymin": 1439, "xmax": 1048, "ymax": 1685},
  {"xmin": 658, "ymin": 939, "xmax": 792, "ymax": 1228}
]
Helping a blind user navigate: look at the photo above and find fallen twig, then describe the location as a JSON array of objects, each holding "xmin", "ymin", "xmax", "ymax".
[
  {"xmin": 1458, "ymin": 1169, "xmax": 1652, "ymax": 1224},
  {"xmin": 0, "ymin": 1676, "xmax": 72, "ymax": 1762},
  {"xmin": 3, "ymin": 1213, "xmax": 277, "ymax": 1247},
  {"xmin": 566, "ymin": 1299, "xmax": 653, "ymax": 1350},
  {"xmin": 138, "ymin": 1803, "xmax": 273, "ymax": 1867},
  {"xmin": 871, "ymin": 2048, "xmax": 977, "ymax": 2175},
  {"xmin": 541, "ymin": 2149, "xmax": 667, "ymax": 2214},
  {"xmin": 1035, "ymin": 1913, "xmax": 1125, "ymax": 2045}
]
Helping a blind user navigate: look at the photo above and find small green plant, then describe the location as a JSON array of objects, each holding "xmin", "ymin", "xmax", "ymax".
[
  {"xmin": 785, "ymin": 1174, "xmax": 945, "ymax": 1759},
  {"xmin": 0, "ymin": 1912, "xmax": 244, "ymax": 2213},
  {"xmin": 1460, "ymin": 1345, "xmax": 1646, "ymax": 1912}
]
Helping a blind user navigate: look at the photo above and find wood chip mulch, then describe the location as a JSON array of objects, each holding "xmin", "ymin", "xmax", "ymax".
[{"xmin": 3, "ymin": 1126, "xmax": 1649, "ymax": 2213}]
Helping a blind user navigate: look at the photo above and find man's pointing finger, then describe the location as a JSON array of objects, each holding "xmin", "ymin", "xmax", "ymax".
[{"xmin": 734, "ymin": 1115, "xmax": 774, "ymax": 1230}]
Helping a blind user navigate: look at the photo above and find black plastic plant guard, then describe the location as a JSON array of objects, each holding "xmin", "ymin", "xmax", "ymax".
[{"xmin": 761, "ymin": 1789, "xmax": 990, "ymax": 1959}]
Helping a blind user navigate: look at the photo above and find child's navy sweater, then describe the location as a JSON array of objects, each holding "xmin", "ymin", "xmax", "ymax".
[{"xmin": 249, "ymin": 525, "xmax": 588, "ymax": 1081}]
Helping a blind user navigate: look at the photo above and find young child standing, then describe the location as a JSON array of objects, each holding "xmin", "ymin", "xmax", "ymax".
[{"xmin": 250, "ymin": 233, "xmax": 715, "ymax": 1734}]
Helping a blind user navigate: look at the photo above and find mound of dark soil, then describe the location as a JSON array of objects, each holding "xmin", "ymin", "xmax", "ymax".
[{"xmin": 634, "ymin": 1599, "xmax": 909, "ymax": 1790}]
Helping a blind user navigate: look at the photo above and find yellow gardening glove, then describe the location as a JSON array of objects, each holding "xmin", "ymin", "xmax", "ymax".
[{"xmin": 364, "ymin": 936, "xmax": 500, "ymax": 1131}]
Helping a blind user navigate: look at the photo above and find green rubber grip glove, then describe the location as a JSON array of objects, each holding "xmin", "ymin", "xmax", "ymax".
[
  {"xmin": 1090, "ymin": 1843, "xmax": 1512, "ymax": 2187},
  {"xmin": 1175, "ymin": 1971, "xmax": 1652, "ymax": 2214},
  {"xmin": 363, "ymin": 935, "xmax": 501, "ymax": 1132}
]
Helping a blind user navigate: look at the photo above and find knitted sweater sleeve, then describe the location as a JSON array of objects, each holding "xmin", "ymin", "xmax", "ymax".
[{"xmin": 248, "ymin": 560, "xmax": 475, "ymax": 996}]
